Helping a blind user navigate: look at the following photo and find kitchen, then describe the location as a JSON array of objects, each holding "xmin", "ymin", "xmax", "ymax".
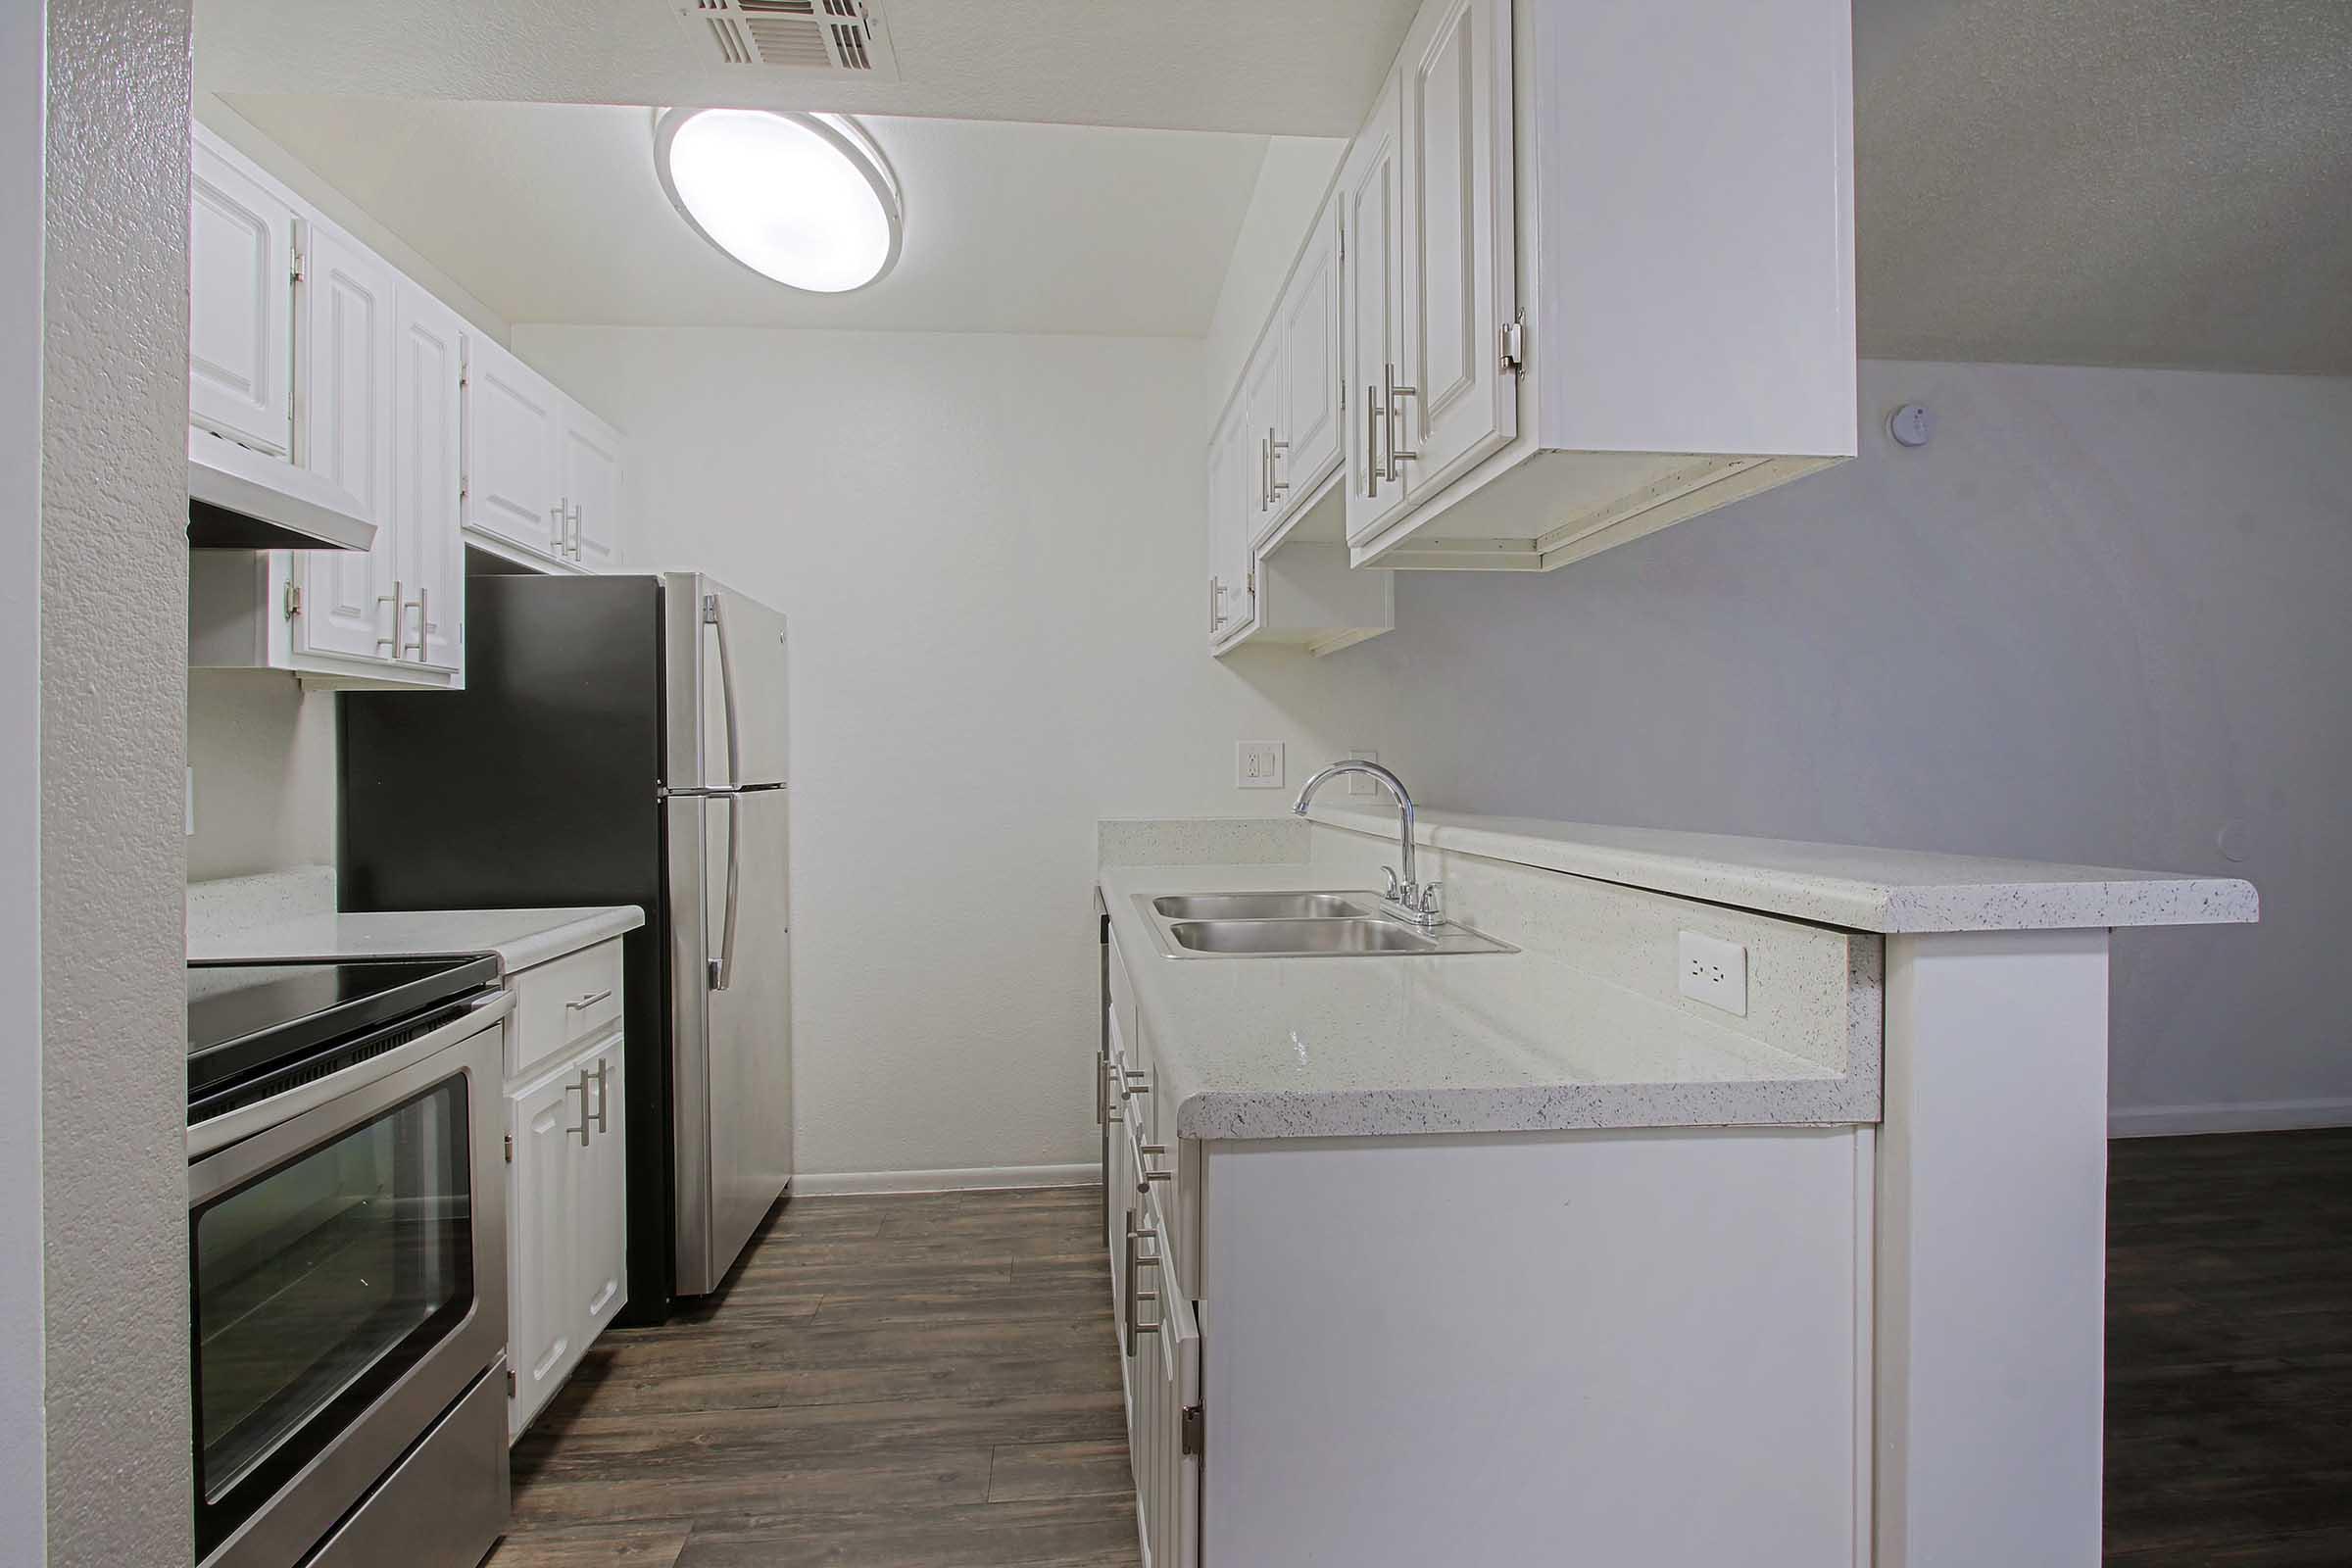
[{"xmin": 13, "ymin": 0, "xmax": 2352, "ymax": 1565}]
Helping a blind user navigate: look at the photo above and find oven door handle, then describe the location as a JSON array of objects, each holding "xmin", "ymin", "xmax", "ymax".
[{"xmin": 187, "ymin": 990, "xmax": 514, "ymax": 1162}]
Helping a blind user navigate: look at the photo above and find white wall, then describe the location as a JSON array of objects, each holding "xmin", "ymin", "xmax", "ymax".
[
  {"xmin": 516, "ymin": 324, "xmax": 1396, "ymax": 1180},
  {"xmin": 2, "ymin": 0, "xmax": 44, "ymax": 1550},
  {"xmin": 1200, "ymin": 137, "xmax": 1347, "ymax": 433},
  {"xmin": 1346, "ymin": 360, "xmax": 2352, "ymax": 1131},
  {"xmin": 187, "ymin": 671, "xmax": 337, "ymax": 881},
  {"xmin": 41, "ymin": 0, "xmax": 194, "ymax": 1558}
]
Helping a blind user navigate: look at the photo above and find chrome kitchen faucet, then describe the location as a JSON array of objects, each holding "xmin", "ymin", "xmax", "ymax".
[{"xmin": 1292, "ymin": 760, "xmax": 1443, "ymax": 929}]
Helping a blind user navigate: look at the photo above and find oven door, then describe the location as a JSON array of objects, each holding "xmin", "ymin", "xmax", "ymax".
[{"xmin": 190, "ymin": 995, "xmax": 511, "ymax": 1568}]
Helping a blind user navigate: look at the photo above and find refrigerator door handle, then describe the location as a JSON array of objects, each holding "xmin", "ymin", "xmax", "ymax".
[
  {"xmin": 706, "ymin": 589, "xmax": 742, "ymax": 789},
  {"xmin": 710, "ymin": 791, "xmax": 741, "ymax": 993}
]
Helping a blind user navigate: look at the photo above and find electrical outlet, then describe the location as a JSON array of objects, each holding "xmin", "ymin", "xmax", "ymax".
[
  {"xmin": 1678, "ymin": 930, "xmax": 1747, "ymax": 1016},
  {"xmin": 1347, "ymin": 749, "xmax": 1381, "ymax": 795},
  {"xmin": 1236, "ymin": 741, "xmax": 1286, "ymax": 789}
]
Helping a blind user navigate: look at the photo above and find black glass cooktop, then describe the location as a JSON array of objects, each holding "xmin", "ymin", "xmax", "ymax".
[{"xmin": 186, "ymin": 956, "xmax": 500, "ymax": 1113}]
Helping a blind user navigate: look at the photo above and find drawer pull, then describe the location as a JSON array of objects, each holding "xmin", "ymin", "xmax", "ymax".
[
  {"xmin": 1123, "ymin": 1213, "xmax": 1163, "ymax": 1357},
  {"xmin": 565, "ymin": 988, "xmax": 613, "ymax": 1011}
]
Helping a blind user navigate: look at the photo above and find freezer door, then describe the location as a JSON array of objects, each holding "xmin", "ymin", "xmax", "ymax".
[
  {"xmin": 665, "ymin": 785, "xmax": 794, "ymax": 1298},
  {"xmin": 663, "ymin": 572, "xmax": 789, "ymax": 791}
]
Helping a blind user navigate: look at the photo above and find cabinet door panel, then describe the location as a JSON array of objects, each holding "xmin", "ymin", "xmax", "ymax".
[
  {"xmin": 296, "ymin": 223, "xmax": 399, "ymax": 663},
  {"xmin": 1277, "ymin": 204, "xmax": 1345, "ymax": 514},
  {"xmin": 1207, "ymin": 399, "xmax": 1254, "ymax": 646},
  {"xmin": 189, "ymin": 140, "xmax": 295, "ymax": 456},
  {"xmin": 465, "ymin": 339, "xmax": 564, "ymax": 559},
  {"xmin": 1399, "ymin": 0, "xmax": 1516, "ymax": 493},
  {"xmin": 394, "ymin": 283, "xmax": 466, "ymax": 671},
  {"xmin": 578, "ymin": 1032, "xmax": 628, "ymax": 1342},
  {"xmin": 1342, "ymin": 74, "xmax": 1411, "ymax": 544},
  {"xmin": 559, "ymin": 403, "xmax": 624, "ymax": 572},
  {"xmin": 509, "ymin": 1065, "xmax": 584, "ymax": 1440}
]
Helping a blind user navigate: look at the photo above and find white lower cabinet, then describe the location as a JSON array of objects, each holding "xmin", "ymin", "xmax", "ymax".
[
  {"xmin": 1100, "ymin": 937, "xmax": 1866, "ymax": 1568},
  {"xmin": 504, "ymin": 939, "xmax": 629, "ymax": 1442}
]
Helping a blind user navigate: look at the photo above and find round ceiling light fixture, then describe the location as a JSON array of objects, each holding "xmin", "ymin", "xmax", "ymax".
[{"xmin": 653, "ymin": 108, "xmax": 903, "ymax": 294}]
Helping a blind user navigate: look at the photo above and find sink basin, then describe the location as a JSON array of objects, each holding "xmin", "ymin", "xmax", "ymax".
[
  {"xmin": 1168, "ymin": 918, "xmax": 1440, "ymax": 955},
  {"xmin": 1152, "ymin": 892, "xmax": 1372, "ymax": 920}
]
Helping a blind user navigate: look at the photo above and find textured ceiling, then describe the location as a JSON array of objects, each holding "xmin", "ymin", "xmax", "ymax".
[
  {"xmin": 1856, "ymin": 0, "xmax": 2352, "ymax": 373},
  {"xmin": 194, "ymin": 0, "xmax": 1422, "ymax": 137},
  {"xmin": 220, "ymin": 97, "xmax": 1270, "ymax": 335}
]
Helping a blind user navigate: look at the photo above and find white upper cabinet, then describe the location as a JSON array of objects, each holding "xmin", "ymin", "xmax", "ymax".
[
  {"xmin": 186, "ymin": 125, "xmax": 465, "ymax": 691},
  {"xmin": 294, "ymin": 220, "xmax": 399, "ymax": 664},
  {"xmin": 1340, "ymin": 72, "xmax": 1410, "ymax": 544},
  {"xmin": 1349, "ymin": 0, "xmax": 1855, "ymax": 569},
  {"xmin": 463, "ymin": 335, "xmax": 567, "ymax": 564},
  {"xmin": 189, "ymin": 139, "xmax": 296, "ymax": 458},
  {"xmin": 1275, "ymin": 203, "xmax": 1345, "ymax": 520},
  {"xmin": 558, "ymin": 402, "xmax": 625, "ymax": 572},
  {"xmin": 463, "ymin": 331, "xmax": 629, "ymax": 574},
  {"xmin": 1212, "ymin": 0, "xmax": 1854, "ymax": 581},
  {"xmin": 1391, "ymin": 0, "xmax": 1516, "ymax": 510},
  {"xmin": 1205, "ymin": 399, "xmax": 1252, "ymax": 650},
  {"xmin": 393, "ymin": 280, "xmax": 466, "ymax": 671}
]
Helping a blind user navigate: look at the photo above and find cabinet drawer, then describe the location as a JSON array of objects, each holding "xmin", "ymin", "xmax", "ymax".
[{"xmin": 506, "ymin": 939, "xmax": 624, "ymax": 1081}]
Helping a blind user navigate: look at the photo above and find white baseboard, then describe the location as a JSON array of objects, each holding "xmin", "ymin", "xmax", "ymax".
[
  {"xmin": 2109, "ymin": 1097, "xmax": 2352, "ymax": 1138},
  {"xmin": 791, "ymin": 1162, "xmax": 1097, "ymax": 1198}
]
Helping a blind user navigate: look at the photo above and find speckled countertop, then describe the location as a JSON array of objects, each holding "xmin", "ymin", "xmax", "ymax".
[
  {"xmin": 1304, "ymin": 804, "xmax": 2259, "ymax": 933},
  {"xmin": 189, "ymin": 906, "xmax": 644, "ymax": 975},
  {"xmin": 1101, "ymin": 864, "xmax": 1870, "ymax": 1141}
]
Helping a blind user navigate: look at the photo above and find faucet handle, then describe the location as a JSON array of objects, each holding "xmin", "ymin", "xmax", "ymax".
[
  {"xmin": 1417, "ymin": 881, "xmax": 1444, "ymax": 917},
  {"xmin": 1382, "ymin": 865, "xmax": 1404, "ymax": 903}
]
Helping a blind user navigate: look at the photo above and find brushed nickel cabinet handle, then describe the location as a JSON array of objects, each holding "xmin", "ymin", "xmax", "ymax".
[
  {"xmin": 1123, "ymin": 1215, "xmax": 1162, "ymax": 1357},
  {"xmin": 374, "ymin": 577, "xmax": 403, "ymax": 654},
  {"xmin": 564, "ymin": 989, "xmax": 613, "ymax": 1010},
  {"xmin": 549, "ymin": 503, "xmax": 565, "ymax": 554},
  {"xmin": 594, "ymin": 1058, "xmax": 611, "ymax": 1135},
  {"xmin": 564, "ymin": 1072, "xmax": 591, "ymax": 1147},
  {"xmin": 1365, "ymin": 390, "xmax": 1383, "ymax": 498},
  {"xmin": 1267, "ymin": 425, "xmax": 1289, "ymax": 499},
  {"xmin": 1384, "ymin": 362, "xmax": 1419, "ymax": 481}
]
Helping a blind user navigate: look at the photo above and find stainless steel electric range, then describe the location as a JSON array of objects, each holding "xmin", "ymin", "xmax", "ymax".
[{"xmin": 186, "ymin": 956, "xmax": 513, "ymax": 1568}]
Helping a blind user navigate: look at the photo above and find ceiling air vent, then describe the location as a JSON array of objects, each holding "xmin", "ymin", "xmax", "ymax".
[{"xmin": 673, "ymin": 0, "xmax": 900, "ymax": 79}]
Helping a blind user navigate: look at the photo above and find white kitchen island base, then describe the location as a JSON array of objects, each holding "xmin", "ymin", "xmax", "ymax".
[{"xmin": 1197, "ymin": 1128, "xmax": 1874, "ymax": 1567}]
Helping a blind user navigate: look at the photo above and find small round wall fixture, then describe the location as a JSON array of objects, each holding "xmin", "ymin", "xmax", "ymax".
[
  {"xmin": 1886, "ymin": 403, "xmax": 1934, "ymax": 448},
  {"xmin": 653, "ymin": 108, "xmax": 903, "ymax": 294}
]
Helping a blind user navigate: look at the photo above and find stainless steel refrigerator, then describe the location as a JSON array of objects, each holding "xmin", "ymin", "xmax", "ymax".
[{"xmin": 339, "ymin": 571, "xmax": 791, "ymax": 1315}]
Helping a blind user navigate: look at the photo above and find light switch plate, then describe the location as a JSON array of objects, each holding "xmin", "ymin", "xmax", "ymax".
[
  {"xmin": 1678, "ymin": 930, "xmax": 1747, "ymax": 1016},
  {"xmin": 1347, "ymin": 749, "xmax": 1381, "ymax": 795},
  {"xmin": 1237, "ymin": 741, "xmax": 1286, "ymax": 789}
]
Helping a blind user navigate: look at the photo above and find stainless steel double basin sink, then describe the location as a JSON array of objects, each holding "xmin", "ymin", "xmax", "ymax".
[{"xmin": 1136, "ymin": 891, "xmax": 1517, "ymax": 959}]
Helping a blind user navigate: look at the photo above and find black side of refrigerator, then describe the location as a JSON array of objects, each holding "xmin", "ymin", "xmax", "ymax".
[{"xmin": 338, "ymin": 572, "xmax": 679, "ymax": 1320}]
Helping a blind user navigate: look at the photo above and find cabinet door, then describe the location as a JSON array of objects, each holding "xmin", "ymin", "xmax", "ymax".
[
  {"xmin": 558, "ymin": 401, "xmax": 624, "ymax": 572},
  {"xmin": 1341, "ymin": 73, "xmax": 1411, "ymax": 544},
  {"xmin": 1276, "ymin": 200, "xmax": 1345, "ymax": 515},
  {"xmin": 577, "ymin": 1031, "xmax": 629, "ymax": 1346},
  {"xmin": 463, "ymin": 336, "xmax": 565, "ymax": 561},
  {"xmin": 508, "ymin": 1064, "xmax": 585, "ymax": 1440},
  {"xmin": 393, "ymin": 281, "xmax": 466, "ymax": 671},
  {"xmin": 294, "ymin": 222, "xmax": 399, "ymax": 664},
  {"xmin": 1240, "ymin": 340, "xmax": 1286, "ymax": 548},
  {"xmin": 1131, "ymin": 1190, "xmax": 1200, "ymax": 1568},
  {"xmin": 1396, "ymin": 0, "xmax": 1517, "ymax": 495},
  {"xmin": 189, "ymin": 138, "xmax": 296, "ymax": 457}
]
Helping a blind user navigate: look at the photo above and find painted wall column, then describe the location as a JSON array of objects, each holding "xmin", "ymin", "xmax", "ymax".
[{"xmin": 1876, "ymin": 928, "xmax": 2112, "ymax": 1566}]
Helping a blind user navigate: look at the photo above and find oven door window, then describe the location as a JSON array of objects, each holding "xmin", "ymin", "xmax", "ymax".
[{"xmin": 190, "ymin": 1077, "xmax": 474, "ymax": 1557}]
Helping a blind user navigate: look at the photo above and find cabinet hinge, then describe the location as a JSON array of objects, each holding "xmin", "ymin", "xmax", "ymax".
[
  {"xmin": 1499, "ymin": 310, "xmax": 1527, "ymax": 374},
  {"xmin": 1246, "ymin": 567, "xmax": 1256, "ymax": 599},
  {"xmin": 703, "ymin": 593, "xmax": 720, "ymax": 625},
  {"xmin": 1181, "ymin": 1404, "xmax": 1205, "ymax": 1456},
  {"xmin": 503, "ymin": 1133, "xmax": 514, "ymax": 1164},
  {"xmin": 282, "ymin": 582, "xmax": 302, "ymax": 619},
  {"xmin": 505, "ymin": 1367, "xmax": 517, "ymax": 1397}
]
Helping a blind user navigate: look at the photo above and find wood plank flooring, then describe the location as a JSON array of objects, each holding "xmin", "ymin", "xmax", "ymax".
[
  {"xmin": 484, "ymin": 1185, "xmax": 1138, "ymax": 1568},
  {"xmin": 485, "ymin": 1131, "xmax": 2352, "ymax": 1566},
  {"xmin": 2104, "ymin": 1129, "xmax": 2352, "ymax": 1565}
]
